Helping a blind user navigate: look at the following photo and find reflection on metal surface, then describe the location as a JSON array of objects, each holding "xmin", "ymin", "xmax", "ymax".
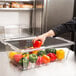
[{"xmin": 0, "ymin": 25, "xmax": 33, "ymax": 39}]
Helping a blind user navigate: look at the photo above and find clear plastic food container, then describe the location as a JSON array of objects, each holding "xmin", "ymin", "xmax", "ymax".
[{"xmin": 0, "ymin": 37, "xmax": 74, "ymax": 71}]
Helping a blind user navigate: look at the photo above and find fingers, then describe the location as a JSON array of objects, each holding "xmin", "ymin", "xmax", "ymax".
[
  {"xmin": 33, "ymin": 37, "xmax": 43, "ymax": 45},
  {"xmin": 33, "ymin": 37, "xmax": 41, "ymax": 43},
  {"xmin": 32, "ymin": 34, "xmax": 46, "ymax": 45},
  {"xmin": 32, "ymin": 37, "xmax": 38, "ymax": 43},
  {"xmin": 41, "ymin": 40, "xmax": 45, "ymax": 45}
]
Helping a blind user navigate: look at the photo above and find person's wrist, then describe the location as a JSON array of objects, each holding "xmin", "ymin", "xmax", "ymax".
[
  {"xmin": 42, "ymin": 33, "xmax": 48, "ymax": 38},
  {"xmin": 49, "ymin": 30, "xmax": 55, "ymax": 37},
  {"xmin": 43, "ymin": 30, "xmax": 55, "ymax": 38}
]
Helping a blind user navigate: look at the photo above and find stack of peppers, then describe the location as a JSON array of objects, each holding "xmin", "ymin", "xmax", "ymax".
[{"xmin": 8, "ymin": 40, "xmax": 65, "ymax": 69}]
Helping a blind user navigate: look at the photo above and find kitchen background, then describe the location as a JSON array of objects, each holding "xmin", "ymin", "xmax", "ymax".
[{"xmin": 0, "ymin": 0, "xmax": 75, "ymax": 50}]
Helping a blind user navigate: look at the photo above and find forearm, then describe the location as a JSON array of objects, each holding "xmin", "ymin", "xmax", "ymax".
[
  {"xmin": 52, "ymin": 24, "xmax": 69, "ymax": 36},
  {"xmin": 41, "ymin": 24, "xmax": 68, "ymax": 38},
  {"xmin": 52, "ymin": 20, "xmax": 76, "ymax": 36},
  {"xmin": 43, "ymin": 24, "xmax": 72, "ymax": 38},
  {"xmin": 42, "ymin": 19, "xmax": 76, "ymax": 38},
  {"xmin": 42, "ymin": 24, "xmax": 74, "ymax": 38},
  {"xmin": 42, "ymin": 30, "xmax": 55, "ymax": 38}
]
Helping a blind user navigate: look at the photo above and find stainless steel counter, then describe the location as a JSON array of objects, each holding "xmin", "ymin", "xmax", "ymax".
[{"xmin": 0, "ymin": 48, "xmax": 76, "ymax": 76}]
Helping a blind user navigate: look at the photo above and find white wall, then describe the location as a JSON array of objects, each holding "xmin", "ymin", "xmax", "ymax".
[{"xmin": 0, "ymin": 11, "xmax": 30, "ymax": 28}]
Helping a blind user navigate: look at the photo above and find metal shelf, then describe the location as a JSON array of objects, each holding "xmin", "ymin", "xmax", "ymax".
[
  {"xmin": 0, "ymin": 8, "xmax": 34, "ymax": 11},
  {"xmin": 0, "ymin": 0, "xmax": 34, "ymax": 2}
]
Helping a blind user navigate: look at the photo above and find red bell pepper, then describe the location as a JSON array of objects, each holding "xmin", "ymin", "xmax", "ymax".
[
  {"xmin": 14, "ymin": 54, "xmax": 23, "ymax": 63},
  {"xmin": 36, "ymin": 56, "xmax": 43, "ymax": 65},
  {"xmin": 47, "ymin": 53, "xmax": 56, "ymax": 61},
  {"xmin": 33, "ymin": 40, "xmax": 42, "ymax": 48}
]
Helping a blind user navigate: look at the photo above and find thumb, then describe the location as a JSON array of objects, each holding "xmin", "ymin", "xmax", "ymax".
[{"xmin": 32, "ymin": 38, "xmax": 38, "ymax": 43}]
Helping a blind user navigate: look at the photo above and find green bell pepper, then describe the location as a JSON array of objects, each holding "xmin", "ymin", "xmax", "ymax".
[
  {"xmin": 37, "ymin": 50, "xmax": 46, "ymax": 56},
  {"xmin": 19, "ymin": 58, "xmax": 23, "ymax": 65},
  {"xmin": 45, "ymin": 48, "xmax": 56, "ymax": 54},
  {"xmin": 29, "ymin": 54, "xmax": 38, "ymax": 63},
  {"xmin": 23, "ymin": 57, "xmax": 29, "ymax": 68},
  {"xmin": 51, "ymin": 48, "xmax": 56, "ymax": 54},
  {"xmin": 45, "ymin": 49, "xmax": 52, "ymax": 54}
]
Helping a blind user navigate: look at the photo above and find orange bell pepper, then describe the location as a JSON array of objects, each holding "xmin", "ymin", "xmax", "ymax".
[
  {"xmin": 32, "ymin": 50, "xmax": 38, "ymax": 54},
  {"xmin": 42, "ymin": 55, "xmax": 51, "ymax": 64}
]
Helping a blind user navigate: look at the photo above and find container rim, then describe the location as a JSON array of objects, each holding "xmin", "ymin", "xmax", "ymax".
[{"xmin": 0, "ymin": 36, "xmax": 75, "ymax": 53}]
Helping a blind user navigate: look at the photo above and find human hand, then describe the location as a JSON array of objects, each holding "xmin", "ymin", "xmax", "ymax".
[
  {"xmin": 33, "ymin": 30, "xmax": 55, "ymax": 45},
  {"xmin": 33, "ymin": 34, "xmax": 47, "ymax": 45}
]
